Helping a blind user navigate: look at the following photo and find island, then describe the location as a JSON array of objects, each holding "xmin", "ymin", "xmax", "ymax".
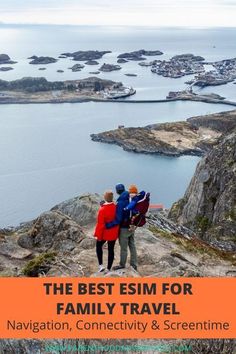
[
  {"xmin": 171, "ymin": 54, "xmax": 205, "ymax": 62},
  {"xmin": 90, "ymin": 110, "xmax": 236, "ymax": 157},
  {"xmin": 28, "ymin": 56, "xmax": 57, "ymax": 64},
  {"xmin": 117, "ymin": 58, "xmax": 128, "ymax": 64},
  {"xmin": 0, "ymin": 53, "xmax": 17, "ymax": 64},
  {"xmin": 118, "ymin": 49, "xmax": 163, "ymax": 61},
  {"xmin": 192, "ymin": 58, "xmax": 236, "ymax": 86},
  {"xmin": 148, "ymin": 54, "xmax": 236, "ymax": 86},
  {"xmin": 85, "ymin": 60, "xmax": 99, "ymax": 65},
  {"xmin": 69, "ymin": 64, "xmax": 85, "ymax": 72},
  {"xmin": 99, "ymin": 63, "xmax": 121, "ymax": 72},
  {"xmin": 0, "ymin": 76, "xmax": 136, "ymax": 104},
  {"xmin": 60, "ymin": 50, "xmax": 111, "ymax": 61},
  {"xmin": 0, "ymin": 67, "xmax": 13, "ymax": 71},
  {"xmin": 139, "ymin": 60, "xmax": 158, "ymax": 67},
  {"xmin": 151, "ymin": 53, "xmax": 205, "ymax": 78},
  {"xmin": 164, "ymin": 90, "xmax": 236, "ymax": 106}
]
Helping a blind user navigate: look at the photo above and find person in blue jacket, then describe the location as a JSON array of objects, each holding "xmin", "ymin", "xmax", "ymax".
[{"xmin": 106, "ymin": 183, "xmax": 137, "ymax": 271}]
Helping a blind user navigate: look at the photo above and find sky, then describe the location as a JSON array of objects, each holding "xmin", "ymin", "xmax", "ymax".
[{"xmin": 0, "ymin": 0, "xmax": 235, "ymax": 27}]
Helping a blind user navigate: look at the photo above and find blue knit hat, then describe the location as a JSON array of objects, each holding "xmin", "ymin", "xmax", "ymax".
[{"xmin": 116, "ymin": 183, "xmax": 125, "ymax": 194}]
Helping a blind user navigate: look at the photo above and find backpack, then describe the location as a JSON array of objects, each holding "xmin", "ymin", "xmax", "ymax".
[{"xmin": 131, "ymin": 192, "xmax": 150, "ymax": 227}]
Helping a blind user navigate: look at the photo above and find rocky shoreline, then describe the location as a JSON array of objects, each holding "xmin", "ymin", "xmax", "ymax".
[{"xmin": 91, "ymin": 110, "xmax": 236, "ymax": 157}]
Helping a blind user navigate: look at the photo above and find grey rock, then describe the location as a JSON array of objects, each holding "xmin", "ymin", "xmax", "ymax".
[
  {"xmin": 17, "ymin": 233, "xmax": 34, "ymax": 249},
  {"xmin": 79, "ymin": 237, "xmax": 96, "ymax": 249},
  {"xmin": 198, "ymin": 169, "xmax": 210, "ymax": 183},
  {"xmin": 51, "ymin": 193, "xmax": 101, "ymax": 226},
  {"xmin": 187, "ymin": 110, "xmax": 236, "ymax": 133},
  {"xmin": 22, "ymin": 211, "xmax": 86, "ymax": 252},
  {"xmin": 169, "ymin": 129, "xmax": 236, "ymax": 251},
  {"xmin": 0, "ymin": 240, "xmax": 32, "ymax": 259}
]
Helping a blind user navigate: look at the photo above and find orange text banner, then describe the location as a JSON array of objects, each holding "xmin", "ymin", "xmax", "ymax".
[{"xmin": 0, "ymin": 277, "xmax": 235, "ymax": 339}]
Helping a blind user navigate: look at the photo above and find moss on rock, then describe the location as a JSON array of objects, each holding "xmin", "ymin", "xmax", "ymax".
[{"xmin": 22, "ymin": 252, "xmax": 56, "ymax": 277}]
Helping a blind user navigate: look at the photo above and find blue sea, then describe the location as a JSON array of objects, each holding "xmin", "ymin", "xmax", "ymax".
[{"xmin": 0, "ymin": 25, "xmax": 235, "ymax": 227}]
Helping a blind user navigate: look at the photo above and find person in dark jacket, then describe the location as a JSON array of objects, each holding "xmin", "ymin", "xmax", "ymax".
[
  {"xmin": 94, "ymin": 190, "xmax": 119, "ymax": 272},
  {"xmin": 106, "ymin": 183, "xmax": 137, "ymax": 271}
]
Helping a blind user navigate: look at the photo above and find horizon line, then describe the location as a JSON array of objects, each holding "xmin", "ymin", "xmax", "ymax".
[{"xmin": 1, "ymin": 23, "xmax": 236, "ymax": 29}]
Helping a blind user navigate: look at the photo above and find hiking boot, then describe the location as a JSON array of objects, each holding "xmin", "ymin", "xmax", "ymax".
[
  {"xmin": 131, "ymin": 265, "xmax": 138, "ymax": 271},
  {"xmin": 113, "ymin": 265, "xmax": 125, "ymax": 271}
]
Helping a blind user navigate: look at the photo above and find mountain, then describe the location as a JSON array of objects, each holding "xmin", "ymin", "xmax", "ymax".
[
  {"xmin": 169, "ymin": 129, "xmax": 236, "ymax": 252},
  {"xmin": 0, "ymin": 129, "xmax": 236, "ymax": 353}
]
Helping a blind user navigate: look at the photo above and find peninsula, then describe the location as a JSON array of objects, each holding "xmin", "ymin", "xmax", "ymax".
[
  {"xmin": 91, "ymin": 110, "xmax": 236, "ymax": 157},
  {"xmin": 0, "ymin": 77, "xmax": 135, "ymax": 104}
]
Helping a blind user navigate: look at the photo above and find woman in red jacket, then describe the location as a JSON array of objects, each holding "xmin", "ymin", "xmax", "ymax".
[{"xmin": 94, "ymin": 190, "xmax": 119, "ymax": 272}]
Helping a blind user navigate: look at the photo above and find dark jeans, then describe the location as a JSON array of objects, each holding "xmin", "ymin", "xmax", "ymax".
[{"xmin": 96, "ymin": 240, "xmax": 116, "ymax": 270}]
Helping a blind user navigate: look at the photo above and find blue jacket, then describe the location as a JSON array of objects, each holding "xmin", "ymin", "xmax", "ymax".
[
  {"xmin": 125, "ymin": 191, "xmax": 146, "ymax": 214},
  {"xmin": 106, "ymin": 191, "xmax": 130, "ymax": 228}
]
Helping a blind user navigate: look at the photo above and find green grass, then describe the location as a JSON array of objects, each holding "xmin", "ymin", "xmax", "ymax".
[
  {"xmin": 195, "ymin": 215, "xmax": 211, "ymax": 233},
  {"xmin": 22, "ymin": 252, "xmax": 56, "ymax": 277}
]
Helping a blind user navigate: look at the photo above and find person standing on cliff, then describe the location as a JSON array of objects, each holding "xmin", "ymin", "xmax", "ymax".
[
  {"xmin": 94, "ymin": 190, "xmax": 119, "ymax": 273},
  {"xmin": 106, "ymin": 183, "xmax": 138, "ymax": 271}
]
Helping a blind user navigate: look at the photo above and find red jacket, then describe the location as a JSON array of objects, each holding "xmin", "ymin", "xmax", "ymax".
[{"xmin": 94, "ymin": 202, "xmax": 119, "ymax": 241}]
